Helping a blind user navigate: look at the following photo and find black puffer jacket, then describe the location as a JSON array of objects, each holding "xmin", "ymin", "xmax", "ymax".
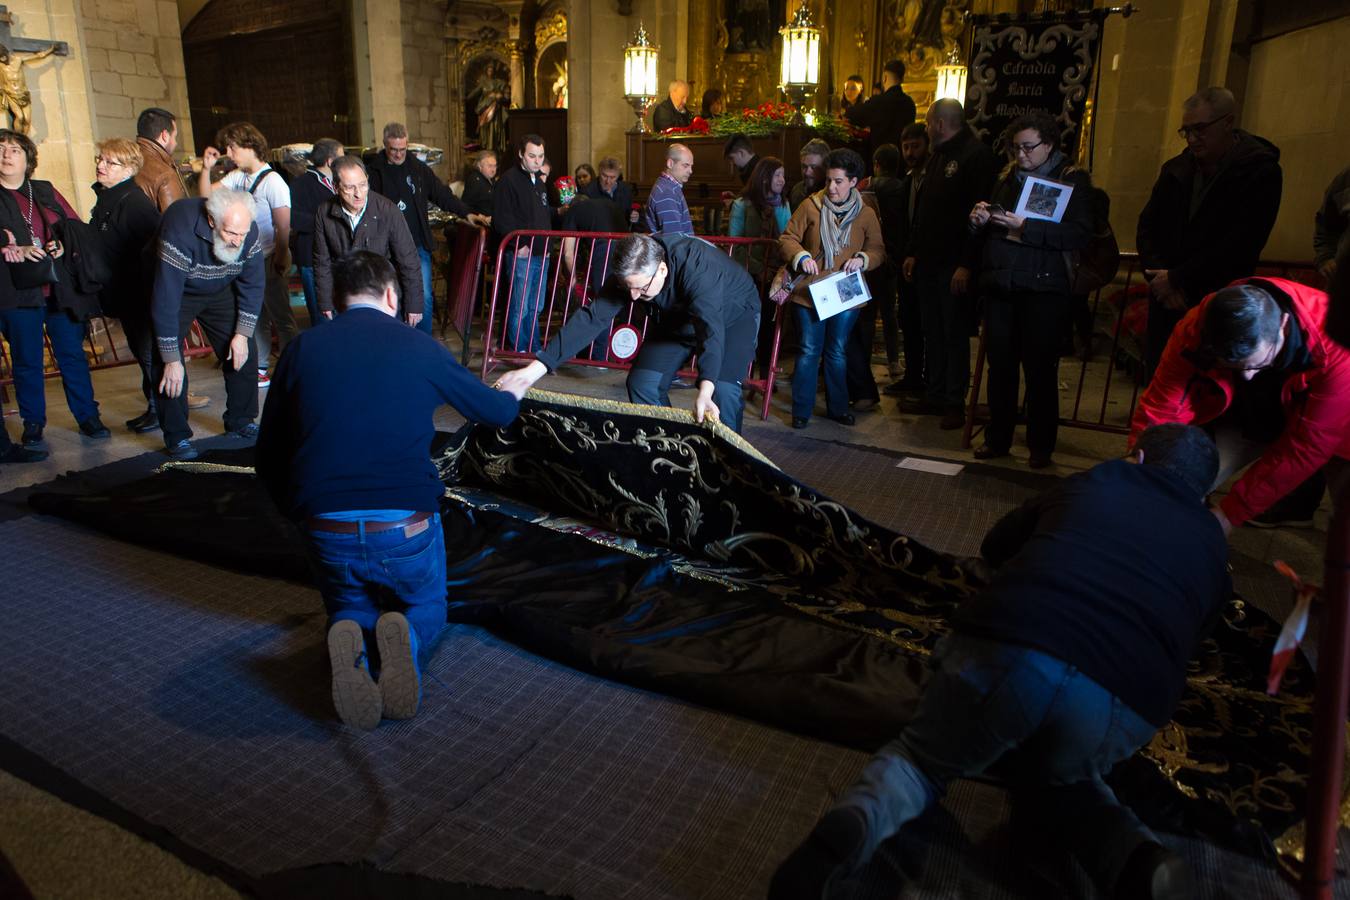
[
  {"xmin": 976, "ymin": 158, "xmax": 1094, "ymax": 296},
  {"xmin": 90, "ymin": 177, "xmax": 160, "ymax": 317},
  {"xmin": 1136, "ymin": 130, "xmax": 1282, "ymax": 306}
]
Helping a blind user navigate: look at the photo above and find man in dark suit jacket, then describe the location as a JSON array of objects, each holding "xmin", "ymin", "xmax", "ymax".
[
  {"xmin": 461, "ymin": 150, "xmax": 497, "ymax": 218},
  {"xmin": 845, "ymin": 59, "xmax": 918, "ymax": 161},
  {"xmin": 1136, "ymin": 86, "xmax": 1282, "ymax": 383},
  {"xmin": 652, "ymin": 80, "xmax": 694, "ymax": 132}
]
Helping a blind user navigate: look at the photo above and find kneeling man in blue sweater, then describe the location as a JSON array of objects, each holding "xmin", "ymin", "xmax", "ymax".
[{"xmin": 256, "ymin": 251, "xmax": 521, "ymax": 730}]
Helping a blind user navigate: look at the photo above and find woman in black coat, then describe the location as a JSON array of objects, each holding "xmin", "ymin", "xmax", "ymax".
[
  {"xmin": 968, "ymin": 113, "xmax": 1094, "ymax": 468},
  {"xmin": 91, "ymin": 137, "xmax": 162, "ymax": 432},
  {"xmin": 0, "ymin": 128, "xmax": 107, "ymax": 446}
]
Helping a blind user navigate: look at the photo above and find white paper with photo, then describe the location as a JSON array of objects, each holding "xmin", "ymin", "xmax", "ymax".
[
  {"xmin": 1013, "ymin": 174, "xmax": 1074, "ymax": 223},
  {"xmin": 808, "ymin": 269, "xmax": 872, "ymax": 321}
]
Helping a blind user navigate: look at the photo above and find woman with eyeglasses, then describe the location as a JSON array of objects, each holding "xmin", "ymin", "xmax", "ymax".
[
  {"xmin": 967, "ymin": 112, "xmax": 1094, "ymax": 469},
  {"xmin": 0, "ymin": 128, "xmax": 108, "ymax": 449},
  {"xmin": 91, "ymin": 138, "xmax": 162, "ymax": 433}
]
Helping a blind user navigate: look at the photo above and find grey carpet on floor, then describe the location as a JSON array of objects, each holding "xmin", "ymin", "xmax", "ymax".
[{"xmin": 2, "ymin": 433, "xmax": 1346, "ymax": 899}]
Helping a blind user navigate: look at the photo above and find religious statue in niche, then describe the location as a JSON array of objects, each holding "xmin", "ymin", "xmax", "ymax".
[
  {"xmin": 550, "ymin": 60, "xmax": 568, "ymax": 109},
  {"xmin": 724, "ymin": 0, "xmax": 775, "ymax": 54},
  {"xmin": 884, "ymin": 0, "xmax": 967, "ymax": 85},
  {"xmin": 467, "ymin": 59, "xmax": 510, "ymax": 153}
]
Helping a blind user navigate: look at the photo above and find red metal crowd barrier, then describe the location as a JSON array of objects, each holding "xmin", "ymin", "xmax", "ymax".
[
  {"xmin": 480, "ymin": 229, "xmax": 785, "ymax": 421},
  {"xmin": 961, "ymin": 252, "xmax": 1324, "ymax": 448},
  {"xmin": 438, "ymin": 221, "xmax": 488, "ymax": 367}
]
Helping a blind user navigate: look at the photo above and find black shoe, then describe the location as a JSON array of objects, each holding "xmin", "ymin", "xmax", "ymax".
[
  {"xmin": 768, "ymin": 807, "xmax": 868, "ymax": 900},
  {"xmin": 1114, "ymin": 841, "xmax": 1195, "ymax": 900},
  {"xmin": 939, "ymin": 410, "xmax": 966, "ymax": 430},
  {"xmin": 166, "ymin": 439, "xmax": 198, "ymax": 460},
  {"xmin": 791, "ymin": 417, "xmax": 809, "ymax": 429},
  {"xmin": 896, "ymin": 398, "xmax": 937, "ymax": 415},
  {"xmin": 0, "ymin": 444, "xmax": 47, "ymax": 463},
  {"xmin": 78, "ymin": 416, "xmax": 111, "ymax": 439},
  {"xmin": 973, "ymin": 444, "xmax": 1009, "ymax": 460},
  {"xmin": 1028, "ymin": 453, "xmax": 1054, "ymax": 470},
  {"xmin": 883, "ymin": 379, "xmax": 925, "ymax": 397},
  {"xmin": 229, "ymin": 422, "xmax": 260, "ymax": 440},
  {"xmin": 125, "ymin": 409, "xmax": 160, "ymax": 433},
  {"xmin": 20, "ymin": 422, "xmax": 43, "ymax": 446},
  {"xmin": 828, "ymin": 413, "xmax": 856, "ymax": 426},
  {"xmin": 1247, "ymin": 508, "xmax": 1315, "ymax": 529}
]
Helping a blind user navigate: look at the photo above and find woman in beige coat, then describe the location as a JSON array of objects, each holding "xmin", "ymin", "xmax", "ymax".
[{"xmin": 777, "ymin": 148, "xmax": 885, "ymax": 428}]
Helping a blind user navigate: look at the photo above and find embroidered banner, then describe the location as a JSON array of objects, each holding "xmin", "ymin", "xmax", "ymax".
[{"xmin": 965, "ymin": 12, "xmax": 1104, "ymax": 155}]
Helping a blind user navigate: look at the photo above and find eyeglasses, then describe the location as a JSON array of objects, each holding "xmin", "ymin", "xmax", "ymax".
[
  {"xmin": 337, "ymin": 182, "xmax": 368, "ymax": 194},
  {"xmin": 1177, "ymin": 115, "xmax": 1231, "ymax": 140},
  {"xmin": 1012, "ymin": 140, "xmax": 1044, "ymax": 156},
  {"xmin": 632, "ymin": 267, "xmax": 660, "ymax": 297},
  {"xmin": 94, "ymin": 156, "xmax": 125, "ymax": 167}
]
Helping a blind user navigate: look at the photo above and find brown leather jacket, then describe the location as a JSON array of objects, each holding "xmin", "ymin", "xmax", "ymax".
[{"xmin": 134, "ymin": 137, "xmax": 186, "ymax": 213}]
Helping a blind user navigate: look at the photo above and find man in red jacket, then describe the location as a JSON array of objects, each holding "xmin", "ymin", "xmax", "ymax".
[{"xmin": 1129, "ymin": 276, "xmax": 1350, "ymax": 534}]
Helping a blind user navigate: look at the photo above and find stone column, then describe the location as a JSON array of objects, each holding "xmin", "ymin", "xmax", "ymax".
[{"xmin": 508, "ymin": 40, "xmax": 526, "ymax": 109}]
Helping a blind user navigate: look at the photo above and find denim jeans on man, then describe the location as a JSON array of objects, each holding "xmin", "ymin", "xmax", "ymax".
[
  {"xmin": 834, "ymin": 633, "xmax": 1159, "ymax": 891},
  {"xmin": 298, "ymin": 265, "xmax": 322, "ymax": 327},
  {"xmin": 304, "ymin": 510, "xmax": 447, "ymax": 664},
  {"xmin": 504, "ymin": 251, "xmax": 546, "ymax": 352},
  {"xmin": 625, "ymin": 304, "xmax": 761, "ymax": 434},
  {"xmin": 0, "ymin": 301, "xmax": 99, "ymax": 427},
  {"xmin": 414, "ymin": 248, "xmax": 435, "ymax": 336},
  {"xmin": 792, "ymin": 302, "xmax": 860, "ymax": 421}
]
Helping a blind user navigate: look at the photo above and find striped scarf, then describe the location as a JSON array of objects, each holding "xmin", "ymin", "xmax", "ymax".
[{"xmin": 818, "ymin": 187, "xmax": 862, "ymax": 270}]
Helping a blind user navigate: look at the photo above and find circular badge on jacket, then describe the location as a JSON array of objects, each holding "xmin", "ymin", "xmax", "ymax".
[
  {"xmin": 945, "ymin": 160, "xmax": 959, "ymax": 177},
  {"xmin": 610, "ymin": 324, "xmax": 641, "ymax": 361}
]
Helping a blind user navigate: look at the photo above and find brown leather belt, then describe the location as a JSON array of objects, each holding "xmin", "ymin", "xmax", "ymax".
[{"xmin": 306, "ymin": 511, "xmax": 433, "ymax": 534}]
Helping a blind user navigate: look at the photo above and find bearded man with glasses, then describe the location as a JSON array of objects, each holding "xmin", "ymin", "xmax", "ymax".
[{"xmin": 1137, "ymin": 86, "xmax": 1282, "ymax": 385}]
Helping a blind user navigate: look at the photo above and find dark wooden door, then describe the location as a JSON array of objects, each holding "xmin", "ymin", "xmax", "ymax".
[{"xmin": 183, "ymin": 0, "xmax": 355, "ymax": 153}]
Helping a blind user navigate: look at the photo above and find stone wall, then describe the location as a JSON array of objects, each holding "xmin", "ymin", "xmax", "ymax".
[
  {"xmin": 79, "ymin": 0, "xmax": 193, "ymax": 162},
  {"xmin": 1241, "ymin": 16, "xmax": 1350, "ymax": 261},
  {"xmin": 401, "ymin": 0, "xmax": 451, "ymax": 179}
]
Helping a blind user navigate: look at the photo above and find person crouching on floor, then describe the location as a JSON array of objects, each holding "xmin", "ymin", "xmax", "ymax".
[
  {"xmin": 769, "ymin": 423, "xmax": 1230, "ymax": 900},
  {"xmin": 255, "ymin": 251, "xmax": 521, "ymax": 730}
]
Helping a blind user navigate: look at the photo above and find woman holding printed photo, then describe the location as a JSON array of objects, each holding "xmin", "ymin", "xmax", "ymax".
[
  {"xmin": 969, "ymin": 113, "xmax": 1094, "ymax": 468},
  {"xmin": 778, "ymin": 148, "xmax": 885, "ymax": 429}
]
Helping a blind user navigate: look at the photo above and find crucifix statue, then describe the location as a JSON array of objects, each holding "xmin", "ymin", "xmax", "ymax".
[{"xmin": 0, "ymin": 6, "xmax": 68, "ymax": 135}]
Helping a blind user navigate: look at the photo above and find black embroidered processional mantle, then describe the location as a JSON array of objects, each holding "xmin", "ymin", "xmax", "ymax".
[{"xmin": 27, "ymin": 390, "xmax": 1340, "ymax": 864}]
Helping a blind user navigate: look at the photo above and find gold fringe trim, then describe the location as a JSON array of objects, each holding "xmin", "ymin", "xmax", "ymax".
[
  {"xmin": 523, "ymin": 387, "xmax": 778, "ymax": 468},
  {"xmin": 158, "ymin": 461, "xmax": 257, "ymax": 475}
]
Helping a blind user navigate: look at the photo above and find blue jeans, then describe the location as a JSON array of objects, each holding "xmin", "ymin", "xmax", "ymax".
[
  {"xmin": 298, "ymin": 265, "xmax": 322, "ymax": 327},
  {"xmin": 415, "ymin": 248, "xmax": 434, "ymax": 336},
  {"xmin": 303, "ymin": 512, "xmax": 447, "ymax": 661},
  {"xmin": 835, "ymin": 634, "xmax": 1159, "ymax": 890},
  {"xmin": 0, "ymin": 303, "xmax": 99, "ymax": 426},
  {"xmin": 504, "ymin": 252, "xmax": 546, "ymax": 352},
  {"xmin": 791, "ymin": 303, "xmax": 859, "ymax": 419}
]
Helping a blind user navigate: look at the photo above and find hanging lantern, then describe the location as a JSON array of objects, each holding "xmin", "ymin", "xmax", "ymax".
[
  {"xmin": 935, "ymin": 46, "xmax": 968, "ymax": 104},
  {"xmin": 624, "ymin": 23, "xmax": 661, "ymax": 133},
  {"xmin": 778, "ymin": 1, "xmax": 821, "ymax": 123}
]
